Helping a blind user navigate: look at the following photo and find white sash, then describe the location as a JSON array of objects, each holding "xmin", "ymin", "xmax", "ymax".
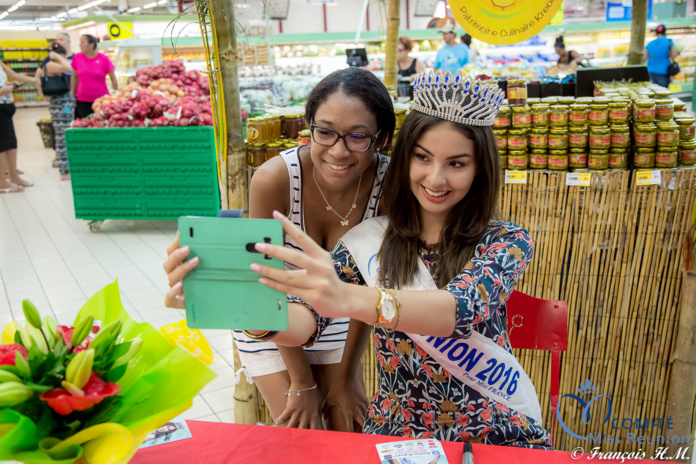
[{"xmin": 340, "ymin": 217, "xmax": 543, "ymax": 424}]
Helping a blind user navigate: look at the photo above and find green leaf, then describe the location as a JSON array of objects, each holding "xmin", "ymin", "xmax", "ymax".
[
  {"xmin": 25, "ymin": 381, "xmax": 54, "ymax": 393},
  {"xmin": 105, "ymin": 363, "xmax": 128, "ymax": 383}
]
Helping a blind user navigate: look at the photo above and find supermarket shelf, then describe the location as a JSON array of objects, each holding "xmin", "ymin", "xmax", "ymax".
[
  {"xmin": 2, "ymin": 48, "xmax": 48, "ymax": 52},
  {"xmin": 15, "ymin": 101, "xmax": 49, "ymax": 108},
  {"xmin": 2, "ymin": 59, "xmax": 44, "ymax": 62}
]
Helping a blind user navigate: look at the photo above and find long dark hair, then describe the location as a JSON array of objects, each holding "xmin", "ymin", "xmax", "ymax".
[
  {"xmin": 377, "ymin": 112, "xmax": 501, "ymax": 289},
  {"xmin": 304, "ymin": 67, "xmax": 395, "ymax": 151}
]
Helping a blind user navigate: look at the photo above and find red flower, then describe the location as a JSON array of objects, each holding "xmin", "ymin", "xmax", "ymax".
[
  {"xmin": 57, "ymin": 325, "xmax": 99, "ymax": 352},
  {"xmin": 0, "ymin": 344, "xmax": 28, "ymax": 365},
  {"xmin": 40, "ymin": 372, "xmax": 119, "ymax": 415}
]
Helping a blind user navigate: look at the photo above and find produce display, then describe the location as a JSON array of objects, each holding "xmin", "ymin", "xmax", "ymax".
[
  {"xmin": 71, "ymin": 60, "xmax": 212, "ymax": 128},
  {"xmin": 494, "ymin": 81, "xmax": 696, "ymax": 171}
]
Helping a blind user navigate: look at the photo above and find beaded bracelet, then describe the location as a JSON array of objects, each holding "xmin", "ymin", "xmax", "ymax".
[{"xmin": 285, "ymin": 384, "xmax": 318, "ymax": 397}]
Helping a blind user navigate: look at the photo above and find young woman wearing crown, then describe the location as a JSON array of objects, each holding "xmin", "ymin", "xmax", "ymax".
[{"xmin": 245, "ymin": 69, "xmax": 552, "ymax": 449}]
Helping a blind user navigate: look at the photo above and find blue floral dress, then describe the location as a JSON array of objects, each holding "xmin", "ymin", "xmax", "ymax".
[{"xmin": 309, "ymin": 221, "xmax": 552, "ymax": 449}]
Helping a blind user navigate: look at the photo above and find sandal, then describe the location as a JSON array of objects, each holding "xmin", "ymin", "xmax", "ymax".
[
  {"xmin": 12, "ymin": 181, "xmax": 33, "ymax": 188},
  {"xmin": 0, "ymin": 185, "xmax": 24, "ymax": 194}
]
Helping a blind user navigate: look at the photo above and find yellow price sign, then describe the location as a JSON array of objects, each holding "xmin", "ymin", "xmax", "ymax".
[
  {"xmin": 505, "ymin": 170, "xmax": 528, "ymax": 184},
  {"xmin": 566, "ymin": 172, "xmax": 591, "ymax": 186},
  {"xmin": 449, "ymin": 0, "xmax": 563, "ymax": 45},
  {"xmin": 108, "ymin": 22, "xmax": 133, "ymax": 40},
  {"xmin": 636, "ymin": 170, "xmax": 661, "ymax": 186}
]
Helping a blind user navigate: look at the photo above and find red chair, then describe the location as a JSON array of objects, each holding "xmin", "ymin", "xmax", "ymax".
[{"xmin": 506, "ymin": 290, "xmax": 568, "ymax": 446}]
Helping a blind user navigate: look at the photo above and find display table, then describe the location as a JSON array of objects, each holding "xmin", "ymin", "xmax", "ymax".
[{"xmin": 130, "ymin": 421, "xmax": 655, "ymax": 463}]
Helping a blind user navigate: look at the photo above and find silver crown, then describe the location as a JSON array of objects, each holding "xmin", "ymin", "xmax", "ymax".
[{"xmin": 412, "ymin": 70, "xmax": 505, "ymax": 127}]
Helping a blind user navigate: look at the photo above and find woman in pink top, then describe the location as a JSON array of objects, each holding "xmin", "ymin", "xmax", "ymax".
[{"xmin": 71, "ymin": 34, "xmax": 118, "ymax": 119}]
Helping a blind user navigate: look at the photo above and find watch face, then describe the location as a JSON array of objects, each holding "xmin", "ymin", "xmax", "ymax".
[{"xmin": 382, "ymin": 298, "xmax": 396, "ymax": 321}]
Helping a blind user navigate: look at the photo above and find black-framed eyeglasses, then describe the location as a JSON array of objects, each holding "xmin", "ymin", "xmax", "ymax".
[{"xmin": 309, "ymin": 124, "xmax": 382, "ymax": 153}]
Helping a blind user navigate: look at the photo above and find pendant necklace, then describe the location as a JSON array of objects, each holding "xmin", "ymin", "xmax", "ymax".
[{"xmin": 312, "ymin": 166, "xmax": 362, "ymax": 227}]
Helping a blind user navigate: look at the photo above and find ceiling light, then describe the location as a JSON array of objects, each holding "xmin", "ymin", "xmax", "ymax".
[
  {"xmin": 127, "ymin": 6, "xmax": 141, "ymax": 12},
  {"xmin": 7, "ymin": 0, "xmax": 26, "ymax": 13},
  {"xmin": 77, "ymin": 4, "xmax": 91, "ymax": 10},
  {"xmin": 143, "ymin": 2, "xmax": 157, "ymax": 8},
  {"xmin": 157, "ymin": 0, "xmax": 166, "ymax": 4},
  {"xmin": 56, "ymin": 12, "xmax": 68, "ymax": 18},
  {"xmin": 0, "ymin": 12, "xmax": 8, "ymax": 19},
  {"xmin": 68, "ymin": 8, "xmax": 79, "ymax": 14}
]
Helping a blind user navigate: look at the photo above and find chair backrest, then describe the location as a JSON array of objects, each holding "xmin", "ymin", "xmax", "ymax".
[
  {"xmin": 506, "ymin": 290, "xmax": 568, "ymax": 446},
  {"xmin": 506, "ymin": 290, "xmax": 568, "ymax": 352}
]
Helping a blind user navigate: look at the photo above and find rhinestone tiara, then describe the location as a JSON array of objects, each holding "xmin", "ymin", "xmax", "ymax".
[{"xmin": 411, "ymin": 70, "xmax": 505, "ymax": 127}]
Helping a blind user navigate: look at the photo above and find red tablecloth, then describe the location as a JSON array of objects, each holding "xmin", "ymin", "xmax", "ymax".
[{"xmin": 131, "ymin": 421, "xmax": 655, "ymax": 463}]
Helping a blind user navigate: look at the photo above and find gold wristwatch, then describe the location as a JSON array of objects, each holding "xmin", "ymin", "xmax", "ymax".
[{"xmin": 373, "ymin": 288, "xmax": 398, "ymax": 328}]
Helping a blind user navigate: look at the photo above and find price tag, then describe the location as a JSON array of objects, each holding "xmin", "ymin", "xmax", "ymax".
[
  {"xmin": 566, "ymin": 172, "xmax": 591, "ymax": 186},
  {"xmin": 636, "ymin": 170, "xmax": 662, "ymax": 186},
  {"xmin": 505, "ymin": 170, "xmax": 527, "ymax": 184}
]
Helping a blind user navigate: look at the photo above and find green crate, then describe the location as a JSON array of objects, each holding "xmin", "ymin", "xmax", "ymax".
[{"xmin": 66, "ymin": 127, "xmax": 220, "ymax": 223}]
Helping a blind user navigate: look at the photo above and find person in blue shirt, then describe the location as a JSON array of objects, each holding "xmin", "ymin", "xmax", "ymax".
[
  {"xmin": 644, "ymin": 24, "xmax": 678, "ymax": 88},
  {"xmin": 434, "ymin": 24, "xmax": 469, "ymax": 75}
]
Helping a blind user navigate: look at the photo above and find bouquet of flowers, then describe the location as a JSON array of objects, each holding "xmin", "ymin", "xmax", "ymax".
[{"xmin": 0, "ymin": 281, "xmax": 217, "ymax": 464}]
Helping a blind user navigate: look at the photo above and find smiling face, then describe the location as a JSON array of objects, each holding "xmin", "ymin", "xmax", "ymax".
[
  {"xmin": 409, "ymin": 122, "xmax": 477, "ymax": 227},
  {"xmin": 309, "ymin": 91, "xmax": 380, "ymax": 188}
]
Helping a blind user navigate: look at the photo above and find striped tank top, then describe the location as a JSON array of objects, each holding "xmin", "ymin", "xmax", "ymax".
[{"xmin": 233, "ymin": 146, "xmax": 390, "ymax": 354}]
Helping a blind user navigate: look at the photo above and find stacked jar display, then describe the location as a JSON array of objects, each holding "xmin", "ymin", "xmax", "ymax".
[{"xmin": 246, "ymin": 114, "xmax": 306, "ymax": 185}]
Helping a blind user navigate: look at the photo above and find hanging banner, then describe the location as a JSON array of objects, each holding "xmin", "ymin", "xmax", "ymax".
[
  {"xmin": 448, "ymin": 0, "xmax": 563, "ymax": 46},
  {"xmin": 108, "ymin": 22, "xmax": 133, "ymax": 40}
]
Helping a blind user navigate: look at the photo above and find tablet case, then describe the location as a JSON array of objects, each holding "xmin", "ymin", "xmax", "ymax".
[{"xmin": 178, "ymin": 216, "xmax": 288, "ymax": 331}]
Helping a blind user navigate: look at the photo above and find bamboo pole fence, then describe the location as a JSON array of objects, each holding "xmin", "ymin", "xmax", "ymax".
[{"xmin": 246, "ymin": 168, "xmax": 696, "ymax": 455}]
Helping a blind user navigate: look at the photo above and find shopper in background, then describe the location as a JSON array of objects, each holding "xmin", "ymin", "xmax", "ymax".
[
  {"xmin": 36, "ymin": 44, "xmax": 75, "ymax": 181},
  {"xmin": 0, "ymin": 60, "xmax": 38, "ymax": 193},
  {"xmin": 644, "ymin": 24, "xmax": 678, "ymax": 88},
  {"xmin": 461, "ymin": 34, "xmax": 481, "ymax": 67},
  {"xmin": 433, "ymin": 24, "xmax": 469, "ymax": 75},
  {"xmin": 396, "ymin": 36, "xmax": 424, "ymax": 98},
  {"xmin": 554, "ymin": 36, "xmax": 581, "ymax": 71},
  {"xmin": 164, "ymin": 67, "xmax": 396, "ymax": 433},
  {"xmin": 71, "ymin": 34, "xmax": 117, "ymax": 119}
]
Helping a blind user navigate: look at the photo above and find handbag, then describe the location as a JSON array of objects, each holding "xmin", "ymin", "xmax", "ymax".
[
  {"xmin": 667, "ymin": 61, "xmax": 680, "ymax": 77},
  {"xmin": 40, "ymin": 62, "xmax": 69, "ymax": 96}
]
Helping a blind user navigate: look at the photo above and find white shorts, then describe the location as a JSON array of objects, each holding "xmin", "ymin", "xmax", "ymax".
[{"xmin": 236, "ymin": 345, "xmax": 345, "ymax": 378}]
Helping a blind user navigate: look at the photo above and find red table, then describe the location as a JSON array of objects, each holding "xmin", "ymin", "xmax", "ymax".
[{"xmin": 130, "ymin": 421, "xmax": 655, "ymax": 463}]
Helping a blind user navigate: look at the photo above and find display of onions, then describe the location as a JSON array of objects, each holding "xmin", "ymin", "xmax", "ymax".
[{"xmin": 73, "ymin": 60, "xmax": 213, "ymax": 128}]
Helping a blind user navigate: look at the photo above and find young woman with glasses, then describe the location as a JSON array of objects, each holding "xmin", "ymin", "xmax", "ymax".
[{"xmin": 164, "ymin": 67, "xmax": 395, "ymax": 432}]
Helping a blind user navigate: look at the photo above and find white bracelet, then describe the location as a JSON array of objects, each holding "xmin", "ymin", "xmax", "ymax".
[{"xmin": 285, "ymin": 384, "xmax": 318, "ymax": 397}]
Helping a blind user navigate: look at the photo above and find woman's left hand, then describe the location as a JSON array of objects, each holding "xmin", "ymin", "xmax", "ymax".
[{"xmin": 251, "ymin": 211, "xmax": 350, "ymax": 320}]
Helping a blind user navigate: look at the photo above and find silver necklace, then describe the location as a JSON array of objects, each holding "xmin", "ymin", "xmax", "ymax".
[{"xmin": 312, "ymin": 166, "xmax": 362, "ymax": 227}]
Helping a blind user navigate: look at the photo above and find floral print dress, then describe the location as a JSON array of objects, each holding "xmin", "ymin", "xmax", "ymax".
[{"xmin": 311, "ymin": 221, "xmax": 552, "ymax": 449}]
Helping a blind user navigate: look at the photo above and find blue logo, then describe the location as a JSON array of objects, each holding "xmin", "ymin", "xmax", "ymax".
[
  {"xmin": 367, "ymin": 253, "xmax": 379, "ymax": 277},
  {"xmin": 556, "ymin": 379, "xmax": 612, "ymax": 441}
]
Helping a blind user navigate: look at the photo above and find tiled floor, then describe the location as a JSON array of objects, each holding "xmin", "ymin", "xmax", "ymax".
[{"xmin": 0, "ymin": 107, "xmax": 235, "ymax": 423}]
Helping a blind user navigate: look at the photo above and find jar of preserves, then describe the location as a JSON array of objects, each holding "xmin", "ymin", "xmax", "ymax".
[
  {"xmin": 589, "ymin": 127, "xmax": 611, "ymax": 150},
  {"xmin": 247, "ymin": 143, "xmax": 266, "ymax": 167},
  {"xmin": 568, "ymin": 148, "xmax": 587, "ymax": 169},
  {"xmin": 588, "ymin": 104, "xmax": 609, "ymax": 126},
  {"xmin": 610, "ymin": 124, "xmax": 630, "ymax": 149},
  {"xmin": 608, "ymin": 102, "xmax": 629, "ymax": 124},
  {"xmin": 674, "ymin": 101, "xmax": 687, "ymax": 114},
  {"xmin": 609, "ymin": 149, "xmax": 628, "ymax": 169},
  {"xmin": 675, "ymin": 116, "xmax": 695, "ymax": 141},
  {"xmin": 507, "ymin": 129, "xmax": 528, "ymax": 150},
  {"xmin": 283, "ymin": 140, "xmax": 298, "ymax": 149},
  {"xmin": 246, "ymin": 117, "xmax": 264, "ymax": 143},
  {"xmin": 269, "ymin": 116, "xmax": 282, "ymax": 140},
  {"xmin": 634, "ymin": 100, "xmax": 656, "ymax": 123},
  {"xmin": 588, "ymin": 153, "xmax": 609, "ymax": 170},
  {"xmin": 541, "ymin": 96, "xmax": 559, "ymax": 104},
  {"xmin": 550, "ymin": 104, "xmax": 569, "ymax": 126},
  {"xmin": 634, "ymin": 148, "xmax": 656, "ymax": 169},
  {"xmin": 634, "ymin": 123, "xmax": 657, "ymax": 148},
  {"xmin": 529, "ymin": 128, "xmax": 548, "ymax": 149},
  {"xmin": 548, "ymin": 127, "xmax": 569, "ymax": 149},
  {"xmin": 656, "ymin": 148, "xmax": 678, "ymax": 168},
  {"xmin": 679, "ymin": 141, "xmax": 696, "ymax": 166},
  {"xmin": 529, "ymin": 151, "xmax": 548, "ymax": 169},
  {"xmin": 527, "ymin": 98, "xmax": 541, "ymax": 105},
  {"xmin": 500, "ymin": 153, "xmax": 508, "ymax": 169},
  {"xmin": 657, "ymin": 121, "xmax": 680, "ymax": 148},
  {"xmin": 655, "ymin": 99, "xmax": 674, "ymax": 121},
  {"xmin": 284, "ymin": 114, "xmax": 304, "ymax": 138},
  {"xmin": 507, "ymin": 79, "xmax": 527, "ymax": 106},
  {"xmin": 507, "ymin": 150, "xmax": 528, "ymax": 170},
  {"xmin": 494, "ymin": 106, "xmax": 511, "ymax": 128},
  {"xmin": 265, "ymin": 142, "xmax": 284, "ymax": 161},
  {"xmin": 569, "ymin": 104, "xmax": 589, "ymax": 125},
  {"xmin": 569, "ymin": 125, "xmax": 588, "ymax": 148},
  {"xmin": 511, "ymin": 106, "xmax": 532, "ymax": 128},
  {"xmin": 298, "ymin": 129, "xmax": 312, "ymax": 146},
  {"xmin": 493, "ymin": 129, "xmax": 508, "ymax": 151},
  {"xmin": 654, "ymin": 88, "xmax": 671, "ymax": 98},
  {"xmin": 547, "ymin": 150, "xmax": 568, "ymax": 171},
  {"xmin": 531, "ymin": 104, "xmax": 550, "ymax": 126},
  {"xmin": 559, "ymin": 97, "xmax": 576, "ymax": 106}
]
